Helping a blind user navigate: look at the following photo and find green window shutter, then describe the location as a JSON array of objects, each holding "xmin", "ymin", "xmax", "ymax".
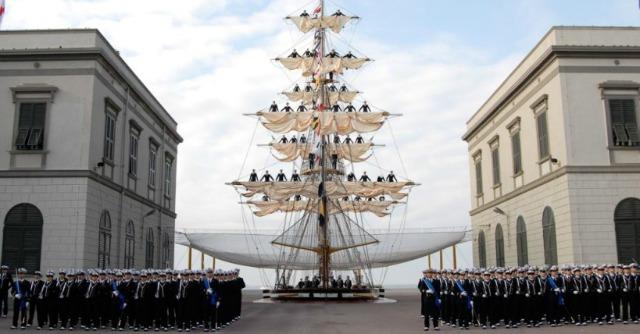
[
  {"xmin": 491, "ymin": 148, "xmax": 500, "ymax": 186},
  {"xmin": 537, "ymin": 112, "xmax": 550, "ymax": 159}
]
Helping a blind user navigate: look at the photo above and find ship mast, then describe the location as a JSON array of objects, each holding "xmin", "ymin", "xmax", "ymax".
[{"xmin": 317, "ymin": 0, "xmax": 330, "ymax": 289}]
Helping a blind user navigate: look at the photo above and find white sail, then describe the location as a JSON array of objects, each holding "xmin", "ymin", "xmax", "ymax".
[
  {"xmin": 231, "ymin": 181, "xmax": 414, "ymax": 201},
  {"xmin": 286, "ymin": 15, "xmax": 355, "ymax": 34},
  {"xmin": 271, "ymin": 142, "xmax": 372, "ymax": 162},
  {"xmin": 276, "ymin": 56, "xmax": 370, "ymax": 77},
  {"xmin": 283, "ymin": 90, "xmax": 358, "ymax": 105},
  {"xmin": 259, "ymin": 111, "xmax": 388, "ymax": 135},
  {"xmin": 246, "ymin": 199, "xmax": 395, "ymax": 217}
]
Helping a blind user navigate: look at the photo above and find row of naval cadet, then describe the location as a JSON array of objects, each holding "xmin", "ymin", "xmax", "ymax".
[
  {"xmin": 418, "ymin": 264, "xmax": 640, "ymax": 331},
  {"xmin": 1, "ymin": 266, "xmax": 244, "ymax": 332}
]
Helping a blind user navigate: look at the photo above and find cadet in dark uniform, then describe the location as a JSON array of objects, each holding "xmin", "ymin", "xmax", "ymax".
[
  {"xmin": 11, "ymin": 268, "xmax": 29, "ymax": 329},
  {"xmin": 291, "ymin": 170, "xmax": 301, "ymax": 182},
  {"xmin": 281, "ymin": 102, "xmax": 293, "ymax": 112},
  {"xmin": 248, "ymin": 169, "xmax": 259, "ymax": 182},
  {"xmin": 26, "ymin": 271, "xmax": 42, "ymax": 328},
  {"xmin": 276, "ymin": 169, "xmax": 287, "ymax": 182},
  {"xmin": 268, "ymin": 101, "xmax": 278, "ymax": 112},
  {"xmin": 418, "ymin": 269, "xmax": 440, "ymax": 331},
  {"xmin": 0, "ymin": 265, "xmax": 13, "ymax": 318},
  {"xmin": 359, "ymin": 101, "xmax": 371, "ymax": 112},
  {"xmin": 359, "ymin": 172, "xmax": 371, "ymax": 182},
  {"xmin": 260, "ymin": 171, "xmax": 273, "ymax": 182},
  {"xmin": 344, "ymin": 103, "xmax": 356, "ymax": 112}
]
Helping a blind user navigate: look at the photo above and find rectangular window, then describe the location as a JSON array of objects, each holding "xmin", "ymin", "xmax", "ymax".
[
  {"xmin": 511, "ymin": 132, "xmax": 522, "ymax": 175},
  {"xmin": 491, "ymin": 148, "xmax": 500, "ymax": 186},
  {"xmin": 103, "ymin": 113, "xmax": 116, "ymax": 161},
  {"xmin": 474, "ymin": 159, "xmax": 483, "ymax": 196},
  {"xmin": 128, "ymin": 132, "xmax": 139, "ymax": 176},
  {"xmin": 536, "ymin": 111, "xmax": 550, "ymax": 159},
  {"xmin": 164, "ymin": 157, "xmax": 173, "ymax": 197},
  {"xmin": 609, "ymin": 99, "xmax": 639, "ymax": 147},
  {"xmin": 15, "ymin": 102, "xmax": 46, "ymax": 150},
  {"xmin": 149, "ymin": 144, "xmax": 157, "ymax": 187}
]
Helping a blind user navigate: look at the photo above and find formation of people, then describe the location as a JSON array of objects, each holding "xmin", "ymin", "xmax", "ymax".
[
  {"xmin": 275, "ymin": 134, "xmax": 366, "ymax": 145},
  {"xmin": 418, "ymin": 263, "xmax": 640, "ymax": 331},
  {"xmin": 268, "ymin": 101, "xmax": 370, "ymax": 113},
  {"xmin": 3, "ymin": 266, "xmax": 244, "ymax": 332},
  {"xmin": 248, "ymin": 169, "xmax": 397, "ymax": 184}
]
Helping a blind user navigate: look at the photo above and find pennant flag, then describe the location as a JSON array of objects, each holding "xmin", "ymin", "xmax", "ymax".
[
  {"xmin": 313, "ymin": 5, "xmax": 322, "ymax": 14},
  {"xmin": 0, "ymin": 0, "xmax": 6, "ymax": 28}
]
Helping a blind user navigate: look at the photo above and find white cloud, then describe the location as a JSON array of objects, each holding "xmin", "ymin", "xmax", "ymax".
[{"xmin": 3, "ymin": 0, "xmax": 521, "ymax": 286}]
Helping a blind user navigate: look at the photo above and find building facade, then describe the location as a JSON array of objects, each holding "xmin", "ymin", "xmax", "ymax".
[
  {"xmin": 463, "ymin": 27, "xmax": 640, "ymax": 267},
  {"xmin": 0, "ymin": 30, "xmax": 183, "ymax": 271}
]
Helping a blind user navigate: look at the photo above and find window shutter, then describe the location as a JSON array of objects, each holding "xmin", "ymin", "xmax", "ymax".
[
  {"xmin": 16, "ymin": 104, "xmax": 34, "ymax": 148},
  {"xmin": 511, "ymin": 133, "xmax": 522, "ymax": 174},
  {"xmin": 537, "ymin": 112, "xmax": 549, "ymax": 159},
  {"xmin": 475, "ymin": 161, "xmax": 483, "ymax": 195},
  {"xmin": 491, "ymin": 149, "xmax": 500, "ymax": 186}
]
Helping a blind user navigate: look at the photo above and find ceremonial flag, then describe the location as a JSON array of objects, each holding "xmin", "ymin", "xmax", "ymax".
[
  {"xmin": 0, "ymin": 0, "xmax": 6, "ymax": 28},
  {"xmin": 313, "ymin": 5, "xmax": 322, "ymax": 15}
]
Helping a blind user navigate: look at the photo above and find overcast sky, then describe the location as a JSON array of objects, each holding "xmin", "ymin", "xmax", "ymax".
[{"xmin": 3, "ymin": 0, "xmax": 640, "ymax": 287}]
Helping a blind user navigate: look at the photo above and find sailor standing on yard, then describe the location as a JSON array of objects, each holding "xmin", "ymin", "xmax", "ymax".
[{"xmin": 418, "ymin": 268, "xmax": 441, "ymax": 331}]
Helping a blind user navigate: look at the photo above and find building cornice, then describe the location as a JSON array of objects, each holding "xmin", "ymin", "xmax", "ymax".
[
  {"xmin": 462, "ymin": 45, "xmax": 640, "ymax": 142},
  {"xmin": 469, "ymin": 164, "xmax": 640, "ymax": 216},
  {"xmin": 0, "ymin": 169, "xmax": 177, "ymax": 218},
  {"xmin": 0, "ymin": 48, "xmax": 183, "ymax": 144}
]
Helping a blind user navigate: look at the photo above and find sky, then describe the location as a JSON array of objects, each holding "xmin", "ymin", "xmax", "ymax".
[{"xmin": 2, "ymin": 0, "xmax": 640, "ymax": 287}]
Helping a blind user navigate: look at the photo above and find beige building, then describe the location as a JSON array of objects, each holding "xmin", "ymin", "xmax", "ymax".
[
  {"xmin": 463, "ymin": 26, "xmax": 640, "ymax": 267},
  {"xmin": 0, "ymin": 29, "xmax": 182, "ymax": 271}
]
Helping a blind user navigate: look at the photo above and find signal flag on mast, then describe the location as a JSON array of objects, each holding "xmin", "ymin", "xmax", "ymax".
[
  {"xmin": 0, "ymin": 0, "xmax": 6, "ymax": 29},
  {"xmin": 313, "ymin": 5, "xmax": 322, "ymax": 15}
]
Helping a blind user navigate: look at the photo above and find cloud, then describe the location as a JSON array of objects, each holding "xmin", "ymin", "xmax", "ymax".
[{"xmin": 3, "ymin": 0, "xmax": 521, "ymax": 286}]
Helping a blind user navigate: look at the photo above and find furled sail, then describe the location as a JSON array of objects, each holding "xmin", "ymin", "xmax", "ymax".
[
  {"xmin": 276, "ymin": 56, "xmax": 369, "ymax": 77},
  {"xmin": 283, "ymin": 90, "xmax": 358, "ymax": 105},
  {"xmin": 258, "ymin": 111, "xmax": 388, "ymax": 135},
  {"xmin": 246, "ymin": 199, "xmax": 396, "ymax": 217},
  {"xmin": 230, "ymin": 181, "xmax": 415, "ymax": 201},
  {"xmin": 286, "ymin": 15, "xmax": 355, "ymax": 34},
  {"xmin": 271, "ymin": 142, "xmax": 372, "ymax": 162}
]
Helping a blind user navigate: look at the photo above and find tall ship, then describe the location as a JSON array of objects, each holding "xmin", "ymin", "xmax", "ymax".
[{"xmin": 177, "ymin": 0, "xmax": 468, "ymax": 299}]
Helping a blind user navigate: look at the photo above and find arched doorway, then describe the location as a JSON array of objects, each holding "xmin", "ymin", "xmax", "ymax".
[
  {"xmin": 614, "ymin": 198, "xmax": 640, "ymax": 264},
  {"xmin": 2, "ymin": 203, "xmax": 43, "ymax": 271}
]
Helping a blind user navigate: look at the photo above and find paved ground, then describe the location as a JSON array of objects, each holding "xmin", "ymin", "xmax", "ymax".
[{"xmin": 0, "ymin": 289, "xmax": 639, "ymax": 333}]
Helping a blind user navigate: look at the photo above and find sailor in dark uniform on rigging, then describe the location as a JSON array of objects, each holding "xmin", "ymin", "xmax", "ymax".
[
  {"xmin": 296, "ymin": 103, "xmax": 307, "ymax": 112},
  {"xmin": 359, "ymin": 172, "xmax": 371, "ymax": 182},
  {"xmin": 276, "ymin": 170, "xmax": 287, "ymax": 182},
  {"xmin": 359, "ymin": 101, "xmax": 371, "ymax": 112},
  {"xmin": 344, "ymin": 103, "xmax": 356, "ymax": 112},
  {"xmin": 249, "ymin": 169, "xmax": 258, "ymax": 182},
  {"xmin": 281, "ymin": 102, "xmax": 293, "ymax": 112},
  {"xmin": 260, "ymin": 171, "xmax": 273, "ymax": 182},
  {"xmin": 387, "ymin": 171, "xmax": 397, "ymax": 182},
  {"xmin": 268, "ymin": 101, "xmax": 278, "ymax": 112},
  {"xmin": 291, "ymin": 170, "xmax": 301, "ymax": 182}
]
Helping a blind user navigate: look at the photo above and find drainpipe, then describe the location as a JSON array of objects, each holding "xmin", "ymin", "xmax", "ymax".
[
  {"xmin": 116, "ymin": 86, "xmax": 130, "ymax": 268},
  {"xmin": 158, "ymin": 124, "xmax": 166, "ymax": 267}
]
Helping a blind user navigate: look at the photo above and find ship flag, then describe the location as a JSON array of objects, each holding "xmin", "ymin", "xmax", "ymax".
[{"xmin": 0, "ymin": 0, "xmax": 6, "ymax": 28}]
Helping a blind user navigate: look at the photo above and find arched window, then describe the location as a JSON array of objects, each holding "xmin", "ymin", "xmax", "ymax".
[
  {"xmin": 145, "ymin": 228, "xmax": 154, "ymax": 268},
  {"xmin": 162, "ymin": 232, "xmax": 172, "ymax": 268},
  {"xmin": 516, "ymin": 216, "xmax": 528, "ymax": 266},
  {"xmin": 614, "ymin": 198, "xmax": 640, "ymax": 263},
  {"xmin": 477, "ymin": 230, "xmax": 487, "ymax": 267},
  {"xmin": 2, "ymin": 203, "xmax": 43, "ymax": 272},
  {"xmin": 542, "ymin": 206, "xmax": 558, "ymax": 265},
  {"xmin": 98, "ymin": 210, "xmax": 112, "ymax": 269},
  {"xmin": 495, "ymin": 224, "xmax": 505, "ymax": 267},
  {"xmin": 124, "ymin": 221, "xmax": 135, "ymax": 268}
]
